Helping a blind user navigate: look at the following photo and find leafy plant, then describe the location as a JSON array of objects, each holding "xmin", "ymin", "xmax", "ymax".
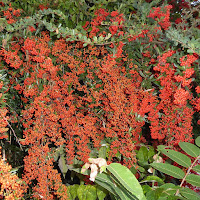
[{"xmin": 150, "ymin": 136, "xmax": 200, "ymax": 200}]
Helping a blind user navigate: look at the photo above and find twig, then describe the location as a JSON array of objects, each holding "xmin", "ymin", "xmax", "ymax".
[
  {"xmin": 175, "ymin": 155, "xmax": 200, "ymax": 196},
  {"xmin": 0, "ymin": 113, "xmax": 23, "ymax": 151}
]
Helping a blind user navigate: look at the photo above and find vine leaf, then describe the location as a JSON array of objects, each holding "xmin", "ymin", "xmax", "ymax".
[
  {"xmin": 150, "ymin": 163, "xmax": 185, "ymax": 179},
  {"xmin": 179, "ymin": 142, "xmax": 200, "ymax": 157}
]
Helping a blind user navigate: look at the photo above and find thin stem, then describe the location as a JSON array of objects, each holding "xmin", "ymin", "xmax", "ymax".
[
  {"xmin": 175, "ymin": 155, "xmax": 200, "ymax": 196},
  {"xmin": 0, "ymin": 113, "xmax": 23, "ymax": 151}
]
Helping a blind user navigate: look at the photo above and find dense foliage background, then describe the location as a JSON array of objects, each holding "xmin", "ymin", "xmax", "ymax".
[{"xmin": 0, "ymin": 0, "xmax": 200, "ymax": 199}]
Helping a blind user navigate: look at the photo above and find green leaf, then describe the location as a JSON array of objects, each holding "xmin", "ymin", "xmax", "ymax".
[
  {"xmin": 148, "ymin": 147, "xmax": 155, "ymax": 160},
  {"xmin": 195, "ymin": 136, "xmax": 200, "ymax": 148},
  {"xmin": 68, "ymin": 185, "xmax": 79, "ymax": 200},
  {"xmin": 159, "ymin": 149, "xmax": 191, "ymax": 168},
  {"xmin": 185, "ymin": 174, "xmax": 200, "ymax": 187},
  {"xmin": 187, "ymin": 49, "xmax": 194, "ymax": 54},
  {"xmin": 180, "ymin": 187, "xmax": 200, "ymax": 200},
  {"xmin": 99, "ymin": 146, "xmax": 107, "ymax": 159},
  {"xmin": 137, "ymin": 146, "xmax": 149, "ymax": 162},
  {"xmin": 97, "ymin": 186, "xmax": 107, "ymax": 200},
  {"xmin": 85, "ymin": 185, "xmax": 97, "ymax": 200},
  {"xmin": 146, "ymin": 188, "xmax": 164, "ymax": 200},
  {"xmin": 179, "ymin": 142, "xmax": 200, "ymax": 157},
  {"xmin": 58, "ymin": 155, "xmax": 68, "ymax": 178},
  {"xmin": 77, "ymin": 185, "xmax": 97, "ymax": 200},
  {"xmin": 107, "ymin": 163, "xmax": 146, "ymax": 200},
  {"xmin": 193, "ymin": 165, "xmax": 200, "ymax": 173},
  {"xmin": 142, "ymin": 185, "xmax": 152, "ymax": 195},
  {"xmin": 140, "ymin": 176, "xmax": 165, "ymax": 185},
  {"xmin": 150, "ymin": 163, "xmax": 185, "ymax": 179}
]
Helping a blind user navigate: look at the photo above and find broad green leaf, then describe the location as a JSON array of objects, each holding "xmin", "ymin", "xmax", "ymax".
[
  {"xmin": 148, "ymin": 147, "xmax": 155, "ymax": 160},
  {"xmin": 193, "ymin": 165, "xmax": 200, "ymax": 173},
  {"xmin": 157, "ymin": 145, "xmax": 167, "ymax": 151},
  {"xmin": 150, "ymin": 163, "xmax": 185, "ymax": 179},
  {"xmin": 179, "ymin": 142, "xmax": 200, "ymax": 157},
  {"xmin": 137, "ymin": 146, "xmax": 149, "ymax": 162},
  {"xmin": 99, "ymin": 146, "xmax": 107, "ymax": 159},
  {"xmin": 180, "ymin": 187, "xmax": 200, "ymax": 200},
  {"xmin": 159, "ymin": 149, "xmax": 191, "ymax": 168},
  {"xmin": 76, "ymin": 185, "xmax": 97, "ymax": 200},
  {"xmin": 67, "ymin": 189, "xmax": 73, "ymax": 200},
  {"xmin": 159, "ymin": 183, "xmax": 178, "ymax": 190},
  {"xmin": 140, "ymin": 176, "xmax": 165, "ymax": 185},
  {"xmin": 97, "ymin": 186, "xmax": 107, "ymax": 200},
  {"xmin": 72, "ymin": 168, "xmax": 118, "ymax": 196},
  {"xmin": 137, "ymin": 146, "xmax": 149, "ymax": 166},
  {"xmin": 95, "ymin": 178, "xmax": 138, "ymax": 200},
  {"xmin": 85, "ymin": 185, "xmax": 97, "ymax": 200},
  {"xmin": 68, "ymin": 185, "xmax": 79, "ymax": 200},
  {"xmin": 77, "ymin": 185, "xmax": 87, "ymax": 200},
  {"xmin": 185, "ymin": 174, "xmax": 200, "ymax": 187},
  {"xmin": 146, "ymin": 188, "xmax": 164, "ymax": 200},
  {"xmin": 146, "ymin": 184, "xmax": 181, "ymax": 200},
  {"xmin": 107, "ymin": 163, "xmax": 146, "ymax": 200},
  {"xmin": 142, "ymin": 185, "xmax": 152, "ymax": 195},
  {"xmin": 58, "ymin": 155, "xmax": 68, "ymax": 178},
  {"xmin": 195, "ymin": 136, "xmax": 200, "ymax": 148}
]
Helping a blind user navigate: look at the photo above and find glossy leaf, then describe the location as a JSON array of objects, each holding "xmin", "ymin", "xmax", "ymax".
[
  {"xmin": 150, "ymin": 163, "xmax": 185, "ymax": 179},
  {"xmin": 185, "ymin": 174, "xmax": 200, "ymax": 187},
  {"xmin": 179, "ymin": 142, "xmax": 200, "ymax": 157},
  {"xmin": 107, "ymin": 163, "xmax": 146, "ymax": 200},
  {"xmin": 159, "ymin": 148, "xmax": 191, "ymax": 168}
]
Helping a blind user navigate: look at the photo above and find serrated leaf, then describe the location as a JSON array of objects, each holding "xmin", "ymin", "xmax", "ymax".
[
  {"xmin": 193, "ymin": 165, "xmax": 200, "ymax": 173},
  {"xmin": 179, "ymin": 142, "xmax": 200, "ymax": 157},
  {"xmin": 195, "ymin": 136, "xmax": 200, "ymax": 148},
  {"xmin": 151, "ymin": 163, "xmax": 185, "ymax": 179},
  {"xmin": 107, "ymin": 163, "xmax": 146, "ymax": 200},
  {"xmin": 159, "ymin": 149, "xmax": 191, "ymax": 168},
  {"xmin": 180, "ymin": 187, "xmax": 200, "ymax": 200},
  {"xmin": 185, "ymin": 174, "xmax": 200, "ymax": 187}
]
